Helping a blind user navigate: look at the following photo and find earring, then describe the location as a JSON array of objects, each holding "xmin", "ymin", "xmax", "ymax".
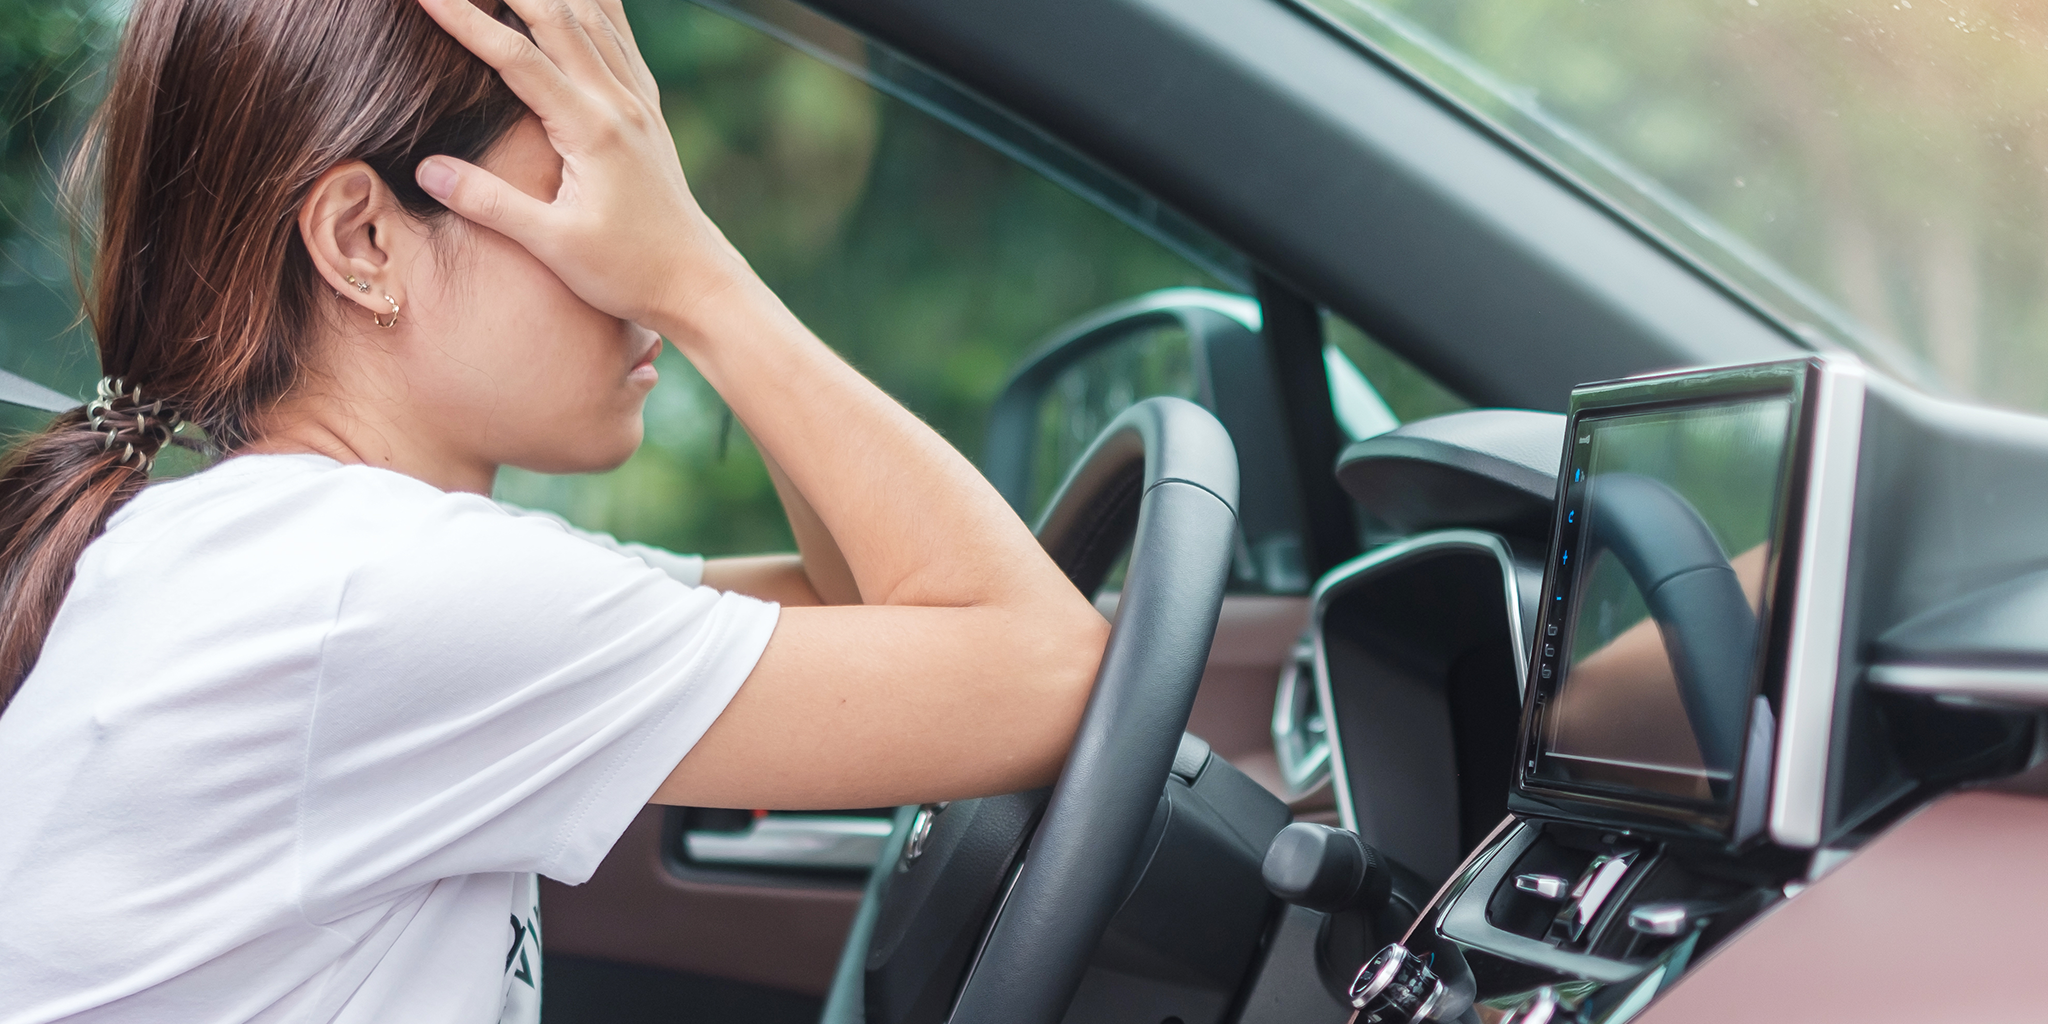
[
  {"xmin": 373, "ymin": 294, "xmax": 401, "ymax": 329},
  {"xmin": 344, "ymin": 275, "xmax": 371, "ymax": 293}
]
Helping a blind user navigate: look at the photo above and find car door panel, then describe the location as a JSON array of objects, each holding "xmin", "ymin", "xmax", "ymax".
[
  {"xmin": 1098, "ymin": 592, "xmax": 1322, "ymax": 809},
  {"xmin": 1187, "ymin": 595, "xmax": 1307, "ymax": 796},
  {"xmin": 540, "ymin": 810, "xmax": 862, "ymax": 996}
]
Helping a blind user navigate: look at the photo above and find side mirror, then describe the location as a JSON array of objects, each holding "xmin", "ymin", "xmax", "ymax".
[{"xmin": 985, "ymin": 288, "xmax": 1314, "ymax": 591}]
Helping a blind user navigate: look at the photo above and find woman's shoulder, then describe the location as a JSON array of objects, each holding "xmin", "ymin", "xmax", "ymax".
[
  {"xmin": 85, "ymin": 456, "xmax": 718, "ymax": 636},
  {"xmin": 117, "ymin": 453, "xmax": 496, "ymax": 529},
  {"xmin": 95, "ymin": 454, "xmax": 549, "ymax": 577}
]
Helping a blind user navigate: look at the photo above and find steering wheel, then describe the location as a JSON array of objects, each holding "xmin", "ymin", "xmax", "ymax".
[{"xmin": 820, "ymin": 397, "xmax": 1241, "ymax": 1024}]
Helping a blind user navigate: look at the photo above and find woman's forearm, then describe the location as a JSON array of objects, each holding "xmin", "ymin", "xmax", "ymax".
[
  {"xmin": 699, "ymin": 453, "xmax": 859, "ymax": 606},
  {"xmin": 648, "ymin": 275, "xmax": 1108, "ymax": 808},
  {"xmin": 762, "ymin": 450, "xmax": 860, "ymax": 604},
  {"xmin": 653, "ymin": 277, "xmax": 1071, "ymax": 617}
]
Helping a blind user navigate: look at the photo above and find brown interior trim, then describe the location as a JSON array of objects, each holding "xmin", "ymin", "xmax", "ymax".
[{"xmin": 1640, "ymin": 766, "xmax": 2048, "ymax": 1023}]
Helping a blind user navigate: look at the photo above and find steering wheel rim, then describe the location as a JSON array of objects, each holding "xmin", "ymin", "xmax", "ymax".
[
  {"xmin": 1585, "ymin": 472, "xmax": 1757, "ymax": 778},
  {"xmin": 824, "ymin": 396, "xmax": 1240, "ymax": 1024}
]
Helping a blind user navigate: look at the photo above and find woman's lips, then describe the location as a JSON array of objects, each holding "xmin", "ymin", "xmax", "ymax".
[{"xmin": 630, "ymin": 335, "xmax": 662, "ymax": 375}]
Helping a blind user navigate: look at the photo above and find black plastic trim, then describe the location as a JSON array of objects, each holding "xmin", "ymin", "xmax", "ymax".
[
  {"xmin": 1257, "ymin": 274, "xmax": 1358, "ymax": 578},
  {"xmin": 1335, "ymin": 409, "xmax": 1565, "ymax": 541}
]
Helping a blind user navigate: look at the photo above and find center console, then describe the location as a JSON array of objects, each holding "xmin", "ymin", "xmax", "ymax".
[
  {"xmin": 1356, "ymin": 359, "xmax": 1856, "ymax": 1022},
  {"xmin": 1282, "ymin": 355, "xmax": 2046, "ymax": 1024}
]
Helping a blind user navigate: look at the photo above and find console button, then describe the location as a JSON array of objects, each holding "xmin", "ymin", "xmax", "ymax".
[
  {"xmin": 1513, "ymin": 873, "xmax": 1570, "ymax": 900},
  {"xmin": 1627, "ymin": 900, "xmax": 1714, "ymax": 937},
  {"xmin": 1546, "ymin": 849, "xmax": 1639, "ymax": 944}
]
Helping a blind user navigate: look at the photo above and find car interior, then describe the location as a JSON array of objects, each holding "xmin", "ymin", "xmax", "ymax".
[
  {"xmin": 4, "ymin": 0, "xmax": 2046, "ymax": 1022},
  {"xmin": 540, "ymin": 3, "xmax": 2048, "ymax": 1021}
]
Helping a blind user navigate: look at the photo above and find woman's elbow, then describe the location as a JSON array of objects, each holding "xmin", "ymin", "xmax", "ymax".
[{"xmin": 1010, "ymin": 606, "xmax": 1110, "ymax": 784}]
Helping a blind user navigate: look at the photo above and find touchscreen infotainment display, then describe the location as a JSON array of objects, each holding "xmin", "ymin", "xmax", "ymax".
[{"xmin": 1525, "ymin": 394, "xmax": 1795, "ymax": 813}]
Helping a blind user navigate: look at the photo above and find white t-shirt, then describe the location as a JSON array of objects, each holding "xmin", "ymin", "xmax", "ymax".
[{"xmin": 0, "ymin": 454, "xmax": 779, "ymax": 1024}]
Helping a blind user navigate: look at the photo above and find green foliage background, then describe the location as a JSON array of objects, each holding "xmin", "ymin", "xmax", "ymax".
[
  {"xmin": 0, "ymin": 0, "xmax": 1469, "ymax": 560},
  {"xmin": 0, "ymin": 2, "xmax": 97, "ymax": 243},
  {"xmin": 7, "ymin": 0, "xmax": 2048, "ymax": 555},
  {"xmin": 0, "ymin": 0, "xmax": 108, "ymax": 418}
]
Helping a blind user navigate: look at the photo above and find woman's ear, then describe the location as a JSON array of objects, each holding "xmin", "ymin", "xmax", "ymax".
[{"xmin": 298, "ymin": 161, "xmax": 423, "ymax": 323}]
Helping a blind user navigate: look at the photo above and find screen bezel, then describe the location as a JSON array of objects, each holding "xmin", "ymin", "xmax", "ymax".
[{"xmin": 1511, "ymin": 360, "xmax": 1824, "ymax": 843}]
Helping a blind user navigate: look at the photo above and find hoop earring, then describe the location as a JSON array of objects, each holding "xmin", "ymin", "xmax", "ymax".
[{"xmin": 373, "ymin": 294, "xmax": 401, "ymax": 329}]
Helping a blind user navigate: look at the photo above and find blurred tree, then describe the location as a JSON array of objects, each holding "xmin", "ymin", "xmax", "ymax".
[
  {"xmin": 0, "ymin": 1, "xmax": 106, "ymax": 246},
  {"xmin": 0, "ymin": 0, "xmax": 111, "ymax": 438},
  {"xmin": 1326, "ymin": 315, "xmax": 1467, "ymax": 424}
]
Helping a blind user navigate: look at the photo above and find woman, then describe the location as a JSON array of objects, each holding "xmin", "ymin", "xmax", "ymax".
[{"xmin": 0, "ymin": 0, "xmax": 1108, "ymax": 1020}]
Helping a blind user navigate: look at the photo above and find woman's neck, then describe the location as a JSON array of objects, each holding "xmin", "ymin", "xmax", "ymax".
[{"xmin": 244, "ymin": 392, "xmax": 498, "ymax": 495}]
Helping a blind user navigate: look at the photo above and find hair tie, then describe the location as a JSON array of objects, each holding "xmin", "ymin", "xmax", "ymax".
[{"xmin": 84, "ymin": 377, "xmax": 186, "ymax": 472}]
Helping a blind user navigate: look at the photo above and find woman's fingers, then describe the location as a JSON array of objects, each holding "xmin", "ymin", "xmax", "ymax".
[
  {"xmin": 588, "ymin": 0, "xmax": 662, "ymax": 100},
  {"xmin": 589, "ymin": 0, "xmax": 639, "ymax": 48},
  {"xmin": 496, "ymin": 0, "xmax": 614, "ymax": 89},
  {"xmin": 565, "ymin": 0, "xmax": 644, "ymax": 98},
  {"xmin": 416, "ymin": 0, "xmax": 718, "ymax": 325},
  {"xmin": 416, "ymin": 156, "xmax": 553, "ymax": 245},
  {"xmin": 416, "ymin": 0, "xmax": 585, "ymax": 122}
]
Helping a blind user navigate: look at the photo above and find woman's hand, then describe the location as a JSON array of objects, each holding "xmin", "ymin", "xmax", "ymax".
[
  {"xmin": 412, "ymin": 0, "xmax": 743, "ymax": 327},
  {"xmin": 418, "ymin": 0, "xmax": 1109, "ymax": 810}
]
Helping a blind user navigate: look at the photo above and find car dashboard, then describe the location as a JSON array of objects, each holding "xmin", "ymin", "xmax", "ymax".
[{"xmin": 1248, "ymin": 355, "xmax": 2048, "ymax": 1023}]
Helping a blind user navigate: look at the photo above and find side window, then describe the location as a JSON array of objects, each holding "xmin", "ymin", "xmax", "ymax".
[
  {"xmin": 1011, "ymin": 305, "xmax": 1469, "ymax": 520},
  {"xmin": 1324, "ymin": 314, "xmax": 1469, "ymax": 434},
  {"xmin": 992, "ymin": 294, "xmax": 1472, "ymax": 596},
  {"xmin": 1030, "ymin": 319, "xmax": 1197, "ymax": 515},
  {"xmin": 492, "ymin": 4, "xmax": 1226, "ymax": 556}
]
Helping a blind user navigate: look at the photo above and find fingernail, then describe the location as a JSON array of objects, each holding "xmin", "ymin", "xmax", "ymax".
[{"xmin": 417, "ymin": 158, "xmax": 457, "ymax": 200}]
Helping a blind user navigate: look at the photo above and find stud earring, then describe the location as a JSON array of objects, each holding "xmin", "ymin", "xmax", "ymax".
[
  {"xmin": 344, "ymin": 275, "xmax": 371, "ymax": 293},
  {"xmin": 373, "ymin": 294, "xmax": 401, "ymax": 329}
]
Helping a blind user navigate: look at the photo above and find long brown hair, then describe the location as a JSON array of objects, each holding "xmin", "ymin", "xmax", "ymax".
[{"xmin": 0, "ymin": 0, "xmax": 529, "ymax": 707}]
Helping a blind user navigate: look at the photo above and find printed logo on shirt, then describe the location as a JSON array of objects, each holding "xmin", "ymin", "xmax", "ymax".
[
  {"xmin": 506, "ymin": 911, "xmax": 538, "ymax": 987},
  {"xmin": 500, "ymin": 878, "xmax": 543, "ymax": 1024}
]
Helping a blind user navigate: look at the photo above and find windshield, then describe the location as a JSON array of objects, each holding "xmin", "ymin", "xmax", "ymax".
[{"xmin": 1299, "ymin": 0, "xmax": 2048, "ymax": 415}]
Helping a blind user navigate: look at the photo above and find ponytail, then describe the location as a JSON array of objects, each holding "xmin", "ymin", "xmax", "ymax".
[{"xmin": 0, "ymin": 396, "xmax": 168, "ymax": 703}]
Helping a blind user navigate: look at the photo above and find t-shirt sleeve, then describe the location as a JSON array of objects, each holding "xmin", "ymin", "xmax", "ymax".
[
  {"xmin": 494, "ymin": 501, "xmax": 706, "ymax": 586},
  {"xmin": 296, "ymin": 496, "xmax": 775, "ymax": 920}
]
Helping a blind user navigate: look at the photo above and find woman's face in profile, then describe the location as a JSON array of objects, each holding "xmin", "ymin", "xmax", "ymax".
[{"xmin": 398, "ymin": 115, "xmax": 664, "ymax": 476}]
